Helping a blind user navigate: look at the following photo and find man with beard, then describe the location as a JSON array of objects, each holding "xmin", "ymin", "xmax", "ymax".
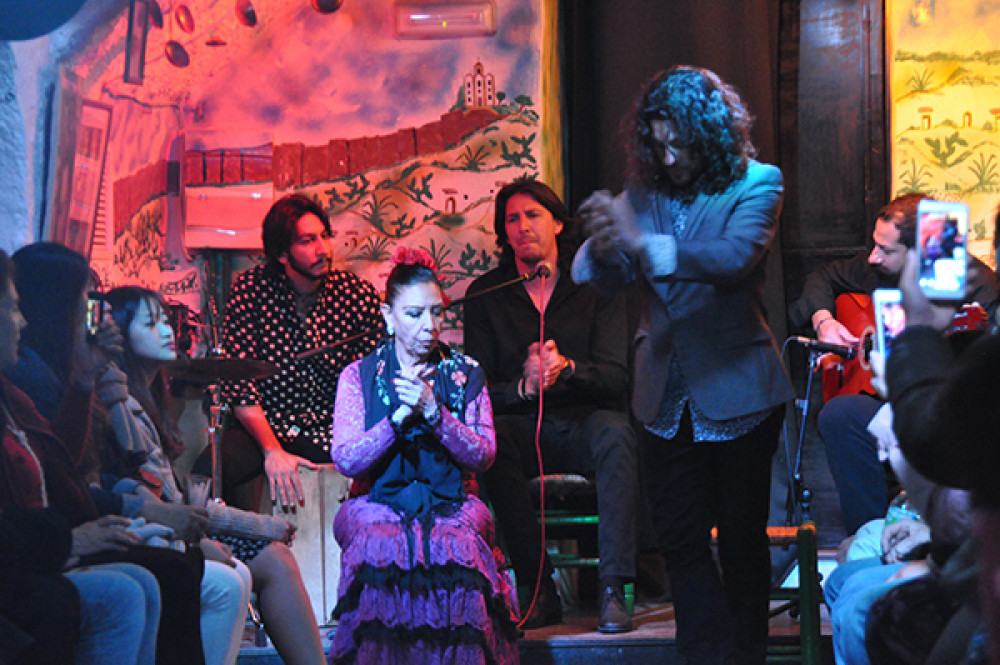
[
  {"xmin": 788, "ymin": 193, "xmax": 999, "ymax": 536},
  {"xmin": 463, "ymin": 180, "xmax": 639, "ymax": 634},
  {"xmin": 214, "ymin": 194, "xmax": 382, "ymax": 510}
]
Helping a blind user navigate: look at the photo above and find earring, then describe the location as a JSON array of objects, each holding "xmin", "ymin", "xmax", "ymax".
[{"xmin": 386, "ymin": 323, "xmax": 394, "ymax": 336}]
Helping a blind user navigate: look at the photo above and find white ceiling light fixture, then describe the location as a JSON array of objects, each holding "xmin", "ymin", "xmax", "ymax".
[{"xmin": 394, "ymin": 0, "xmax": 496, "ymax": 39}]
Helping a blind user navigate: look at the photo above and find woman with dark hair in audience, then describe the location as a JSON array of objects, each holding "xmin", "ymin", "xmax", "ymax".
[
  {"xmin": 327, "ymin": 247, "xmax": 519, "ymax": 664},
  {"xmin": 0, "ymin": 247, "xmax": 162, "ymax": 665},
  {"xmin": 102, "ymin": 284, "xmax": 325, "ymax": 665},
  {"xmin": 3, "ymin": 241, "xmax": 242, "ymax": 665}
]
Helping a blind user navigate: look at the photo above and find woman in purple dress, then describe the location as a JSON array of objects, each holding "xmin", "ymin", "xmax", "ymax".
[{"xmin": 328, "ymin": 248, "xmax": 519, "ymax": 665}]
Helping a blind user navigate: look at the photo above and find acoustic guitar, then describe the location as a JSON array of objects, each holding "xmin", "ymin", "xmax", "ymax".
[{"xmin": 819, "ymin": 292, "xmax": 987, "ymax": 402}]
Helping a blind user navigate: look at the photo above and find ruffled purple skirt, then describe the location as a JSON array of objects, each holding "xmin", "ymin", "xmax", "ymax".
[{"xmin": 329, "ymin": 494, "xmax": 520, "ymax": 665}]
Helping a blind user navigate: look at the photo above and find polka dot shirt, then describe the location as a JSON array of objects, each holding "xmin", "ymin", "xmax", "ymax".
[{"xmin": 220, "ymin": 264, "xmax": 383, "ymax": 456}]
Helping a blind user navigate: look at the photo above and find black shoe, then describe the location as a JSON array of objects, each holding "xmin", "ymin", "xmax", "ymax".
[
  {"xmin": 519, "ymin": 584, "xmax": 563, "ymax": 630},
  {"xmin": 598, "ymin": 585, "xmax": 633, "ymax": 633}
]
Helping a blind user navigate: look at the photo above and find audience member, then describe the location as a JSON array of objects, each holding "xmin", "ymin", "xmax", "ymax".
[
  {"xmin": 573, "ymin": 66, "xmax": 793, "ymax": 665},
  {"xmin": 463, "ymin": 179, "xmax": 639, "ymax": 632},
  {"xmin": 0, "ymin": 506, "xmax": 80, "ymax": 665},
  {"xmin": 884, "ymin": 247, "xmax": 1000, "ymax": 665},
  {"xmin": 0, "ymin": 248, "xmax": 162, "ymax": 665},
  {"xmin": 103, "ymin": 285, "xmax": 325, "ymax": 665},
  {"xmin": 0, "ymin": 506, "xmax": 161, "ymax": 665},
  {"xmin": 824, "ymin": 395, "xmax": 973, "ymax": 665},
  {"xmin": 328, "ymin": 248, "xmax": 519, "ymax": 664},
  {"xmin": 4, "ymin": 241, "xmax": 245, "ymax": 665}
]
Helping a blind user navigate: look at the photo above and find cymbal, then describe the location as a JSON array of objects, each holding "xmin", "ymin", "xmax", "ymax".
[{"xmin": 167, "ymin": 357, "xmax": 279, "ymax": 383}]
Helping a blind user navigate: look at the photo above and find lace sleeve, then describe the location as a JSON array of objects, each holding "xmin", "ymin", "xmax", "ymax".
[
  {"xmin": 330, "ymin": 362, "xmax": 396, "ymax": 477},
  {"xmin": 435, "ymin": 384, "xmax": 495, "ymax": 472}
]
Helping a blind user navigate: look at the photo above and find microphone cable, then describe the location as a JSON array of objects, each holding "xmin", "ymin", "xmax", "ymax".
[{"xmin": 516, "ymin": 270, "xmax": 550, "ymax": 630}]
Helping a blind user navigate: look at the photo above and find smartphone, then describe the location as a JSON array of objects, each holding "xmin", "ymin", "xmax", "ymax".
[
  {"xmin": 916, "ymin": 199, "xmax": 969, "ymax": 300},
  {"xmin": 872, "ymin": 288, "xmax": 905, "ymax": 360},
  {"xmin": 85, "ymin": 293, "xmax": 105, "ymax": 337}
]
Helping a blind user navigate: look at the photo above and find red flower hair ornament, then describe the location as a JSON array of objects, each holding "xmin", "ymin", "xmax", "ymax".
[
  {"xmin": 390, "ymin": 247, "xmax": 438, "ymax": 275},
  {"xmin": 387, "ymin": 247, "xmax": 450, "ymax": 308}
]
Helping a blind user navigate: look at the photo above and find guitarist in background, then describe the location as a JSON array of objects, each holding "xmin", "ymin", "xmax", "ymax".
[{"xmin": 788, "ymin": 193, "xmax": 999, "ymax": 536}]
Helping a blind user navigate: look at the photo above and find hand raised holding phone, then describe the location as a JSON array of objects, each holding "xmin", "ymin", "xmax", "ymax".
[{"xmin": 916, "ymin": 199, "xmax": 969, "ymax": 301}]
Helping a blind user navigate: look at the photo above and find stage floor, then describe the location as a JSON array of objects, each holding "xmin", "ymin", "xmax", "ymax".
[{"xmin": 236, "ymin": 553, "xmax": 837, "ymax": 665}]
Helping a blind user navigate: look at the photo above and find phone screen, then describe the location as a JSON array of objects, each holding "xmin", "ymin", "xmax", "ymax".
[
  {"xmin": 873, "ymin": 288, "xmax": 904, "ymax": 360},
  {"xmin": 916, "ymin": 199, "xmax": 969, "ymax": 300},
  {"xmin": 86, "ymin": 297, "xmax": 104, "ymax": 336}
]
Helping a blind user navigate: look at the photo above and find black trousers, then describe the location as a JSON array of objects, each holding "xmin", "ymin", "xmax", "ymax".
[
  {"xmin": 0, "ymin": 573, "xmax": 79, "ymax": 665},
  {"xmin": 644, "ymin": 407, "xmax": 783, "ymax": 665},
  {"xmin": 481, "ymin": 408, "xmax": 639, "ymax": 589}
]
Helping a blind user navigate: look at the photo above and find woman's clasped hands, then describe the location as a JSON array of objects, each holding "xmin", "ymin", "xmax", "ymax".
[{"xmin": 391, "ymin": 363, "xmax": 439, "ymax": 426}]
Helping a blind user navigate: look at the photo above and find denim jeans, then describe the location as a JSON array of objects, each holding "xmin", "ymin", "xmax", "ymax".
[
  {"xmin": 824, "ymin": 556, "xmax": 909, "ymax": 665},
  {"xmin": 817, "ymin": 394, "xmax": 889, "ymax": 534},
  {"xmin": 66, "ymin": 563, "xmax": 161, "ymax": 665},
  {"xmin": 201, "ymin": 559, "xmax": 253, "ymax": 665}
]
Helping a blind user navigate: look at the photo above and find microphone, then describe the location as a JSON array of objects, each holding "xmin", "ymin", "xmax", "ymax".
[
  {"xmin": 446, "ymin": 261, "xmax": 556, "ymax": 309},
  {"xmin": 534, "ymin": 261, "xmax": 553, "ymax": 279},
  {"xmin": 789, "ymin": 336, "xmax": 856, "ymax": 359}
]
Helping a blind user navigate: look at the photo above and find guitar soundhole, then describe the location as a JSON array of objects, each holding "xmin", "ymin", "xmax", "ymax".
[{"xmin": 859, "ymin": 325, "xmax": 875, "ymax": 370}]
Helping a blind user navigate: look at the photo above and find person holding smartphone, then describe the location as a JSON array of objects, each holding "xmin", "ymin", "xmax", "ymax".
[
  {"xmin": 878, "ymin": 249, "xmax": 997, "ymax": 664},
  {"xmin": 787, "ymin": 194, "xmax": 999, "ymax": 536}
]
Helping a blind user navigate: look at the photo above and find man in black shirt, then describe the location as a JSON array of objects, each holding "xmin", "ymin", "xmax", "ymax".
[{"xmin": 463, "ymin": 180, "xmax": 638, "ymax": 633}]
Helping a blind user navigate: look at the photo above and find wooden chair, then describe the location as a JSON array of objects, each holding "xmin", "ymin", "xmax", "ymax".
[
  {"xmin": 712, "ymin": 523, "xmax": 824, "ymax": 665},
  {"xmin": 527, "ymin": 473, "xmax": 635, "ymax": 614},
  {"xmin": 766, "ymin": 523, "xmax": 823, "ymax": 665}
]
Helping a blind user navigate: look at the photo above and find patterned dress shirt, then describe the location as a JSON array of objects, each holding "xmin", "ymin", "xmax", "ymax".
[{"xmin": 220, "ymin": 263, "xmax": 382, "ymax": 457}]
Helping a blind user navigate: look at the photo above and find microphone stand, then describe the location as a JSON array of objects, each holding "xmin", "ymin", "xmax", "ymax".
[
  {"xmin": 296, "ymin": 326, "xmax": 384, "ymax": 360},
  {"xmin": 786, "ymin": 349, "xmax": 823, "ymax": 526},
  {"xmin": 445, "ymin": 267, "xmax": 545, "ymax": 309}
]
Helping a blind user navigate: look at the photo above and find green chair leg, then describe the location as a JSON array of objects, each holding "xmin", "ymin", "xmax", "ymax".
[
  {"xmin": 795, "ymin": 525, "xmax": 822, "ymax": 665},
  {"xmin": 624, "ymin": 581, "xmax": 635, "ymax": 615}
]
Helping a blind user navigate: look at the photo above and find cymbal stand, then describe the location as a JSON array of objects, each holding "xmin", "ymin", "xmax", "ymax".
[
  {"xmin": 202, "ymin": 252, "xmax": 226, "ymax": 502},
  {"xmin": 206, "ymin": 381, "xmax": 227, "ymax": 502}
]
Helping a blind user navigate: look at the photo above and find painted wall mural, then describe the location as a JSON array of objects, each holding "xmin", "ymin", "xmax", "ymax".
[
  {"xmin": 58, "ymin": 0, "xmax": 553, "ymax": 346},
  {"xmin": 296, "ymin": 83, "xmax": 540, "ymax": 344},
  {"xmin": 888, "ymin": 0, "xmax": 1000, "ymax": 267}
]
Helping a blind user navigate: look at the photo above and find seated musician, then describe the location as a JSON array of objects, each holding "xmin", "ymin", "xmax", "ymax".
[
  {"xmin": 787, "ymin": 193, "xmax": 999, "ymax": 536},
  {"xmin": 463, "ymin": 180, "xmax": 639, "ymax": 633},
  {"xmin": 207, "ymin": 194, "xmax": 383, "ymax": 511}
]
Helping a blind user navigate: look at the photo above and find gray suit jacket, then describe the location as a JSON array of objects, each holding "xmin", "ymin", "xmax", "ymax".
[{"xmin": 574, "ymin": 160, "xmax": 794, "ymax": 424}]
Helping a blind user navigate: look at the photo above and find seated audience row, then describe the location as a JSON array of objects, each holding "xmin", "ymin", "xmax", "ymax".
[
  {"xmin": 821, "ymin": 240, "xmax": 998, "ymax": 665},
  {"xmin": 0, "ymin": 243, "xmax": 326, "ymax": 665},
  {"xmin": 0, "ymin": 245, "xmax": 211, "ymax": 665}
]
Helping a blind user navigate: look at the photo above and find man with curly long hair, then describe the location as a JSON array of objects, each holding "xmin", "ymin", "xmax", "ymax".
[{"xmin": 573, "ymin": 66, "xmax": 793, "ymax": 665}]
